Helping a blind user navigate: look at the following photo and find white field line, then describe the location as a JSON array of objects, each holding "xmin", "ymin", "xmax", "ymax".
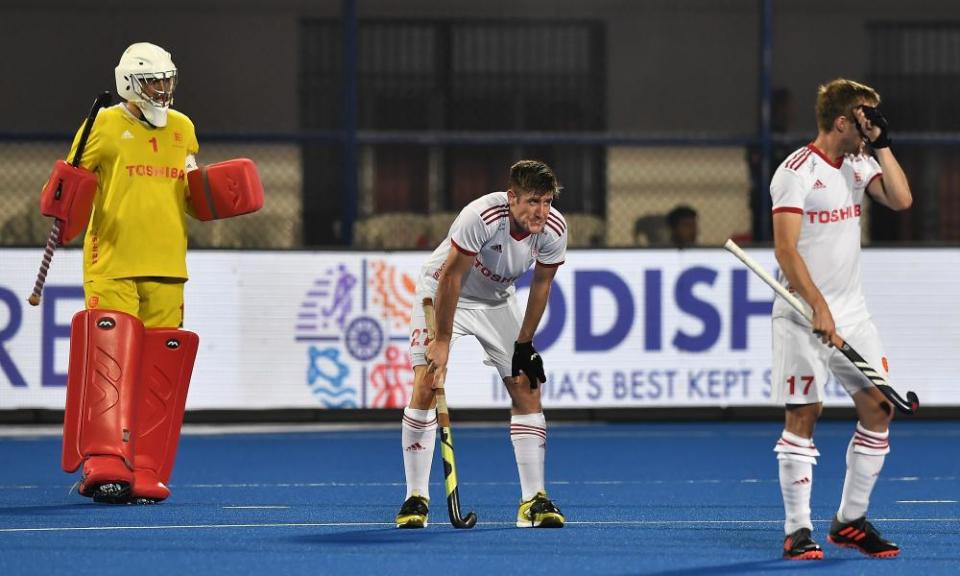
[
  {"xmin": 1, "ymin": 476, "xmax": 956, "ymax": 491},
  {"xmin": 2, "ymin": 517, "xmax": 959, "ymax": 534}
]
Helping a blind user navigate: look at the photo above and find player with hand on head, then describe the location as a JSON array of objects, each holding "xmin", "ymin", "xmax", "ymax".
[
  {"xmin": 396, "ymin": 160, "xmax": 568, "ymax": 529},
  {"xmin": 54, "ymin": 42, "xmax": 262, "ymax": 504},
  {"xmin": 770, "ymin": 79, "xmax": 912, "ymax": 559}
]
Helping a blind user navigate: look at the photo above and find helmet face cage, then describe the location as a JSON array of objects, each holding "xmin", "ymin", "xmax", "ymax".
[
  {"xmin": 114, "ymin": 43, "xmax": 177, "ymax": 127},
  {"xmin": 130, "ymin": 70, "xmax": 177, "ymax": 108}
]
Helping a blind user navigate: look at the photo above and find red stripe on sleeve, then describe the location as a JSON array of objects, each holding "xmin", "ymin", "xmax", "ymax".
[
  {"xmin": 546, "ymin": 213, "xmax": 566, "ymax": 233},
  {"xmin": 449, "ymin": 238, "xmax": 477, "ymax": 256},
  {"xmin": 866, "ymin": 172, "xmax": 883, "ymax": 189},
  {"xmin": 480, "ymin": 204, "xmax": 507, "ymax": 218},
  {"xmin": 536, "ymin": 260, "xmax": 564, "ymax": 268},
  {"xmin": 544, "ymin": 220, "xmax": 564, "ymax": 237},
  {"xmin": 483, "ymin": 210, "xmax": 509, "ymax": 224},
  {"xmin": 772, "ymin": 207, "xmax": 804, "ymax": 215}
]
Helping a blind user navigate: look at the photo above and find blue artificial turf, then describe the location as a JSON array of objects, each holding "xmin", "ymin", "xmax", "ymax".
[{"xmin": 1, "ymin": 421, "xmax": 958, "ymax": 575}]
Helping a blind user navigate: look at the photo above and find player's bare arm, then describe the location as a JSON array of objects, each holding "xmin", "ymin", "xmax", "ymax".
[
  {"xmin": 772, "ymin": 211, "xmax": 840, "ymax": 347},
  {"xmin": 866, "ymin": 150, "xmax": 911, "ymax": 210},
  {"xmin": 425, "ymin": 246, "xmax": 474, "ymax": 375},
  {"xmin": 854, "ymin": 106, "xmax": 913, "ymax": 211},
  {"xmin": 518, "ymin": 263, "xmax": 557, "ymax": 343},
  {"xmin": 510, "ymin": 263, "xmax": 557, "ymax": 390}
]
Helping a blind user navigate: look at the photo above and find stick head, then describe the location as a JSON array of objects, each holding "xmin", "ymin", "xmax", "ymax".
[
  {"xmin": 907, "ymin": 391, "xmax": 920, "ymax": 414},
  {"xmin": 27, "ymin": 294, "xmax": 41, "ymax": 306},
  {"xmin": 452, "ymin": 511, "xmax": 478, "ymax": 529}
]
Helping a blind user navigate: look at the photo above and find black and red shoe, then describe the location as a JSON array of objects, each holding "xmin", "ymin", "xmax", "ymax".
[
  {"xmin": 783, "ymin": 527, "xmax": 824, "ymax": 560},
  {"xmin": 828, "ymin": 516, "xmax": 900, "ymax": 558}
]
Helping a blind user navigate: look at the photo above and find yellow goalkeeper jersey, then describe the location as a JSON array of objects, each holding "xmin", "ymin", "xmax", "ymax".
[{"xmin": 67, "ymin": 104, "xmax": 199, "ymax": 281}]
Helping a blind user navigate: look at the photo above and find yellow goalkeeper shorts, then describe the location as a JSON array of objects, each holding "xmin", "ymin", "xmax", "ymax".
[{"xmin": 84, "ymin": 277, "xmax": 185, "ymax": 328}]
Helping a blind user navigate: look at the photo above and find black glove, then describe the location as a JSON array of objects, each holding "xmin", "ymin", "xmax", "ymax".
[
  {"xmin": 512, "ymin": 341, "xmax": 546, "ymax": 389},
  {"xmin": 857, "ymin": 105, "xmax": 891, "ymax": 149}
]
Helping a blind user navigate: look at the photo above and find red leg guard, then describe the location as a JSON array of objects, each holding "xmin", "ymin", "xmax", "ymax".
[
  {"xmin": 61, "ymin": 310, "xmax": 144, "ymax": 497},
  {"xmin": 131, "ymin": 328, "xmax": 199, "ymax": 501}
]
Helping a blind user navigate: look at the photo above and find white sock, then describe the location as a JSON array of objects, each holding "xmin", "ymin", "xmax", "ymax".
[
  {"xmin": 779, "ymin": 458, "xmax": 814, "ymax": 534},
  {"xmin": 510, "ymin": 412, "xmax": 547, "ymax": 501},
  {"xmin": 776, "ymin": 430, "xmax": 818, "ymax": 535},
  {"xmin": 402, "ymin": 407, "xmax": 437, "ymax": 501},
  {"xmin": 838, "ymin": 422, "xmax": 889, "ymax": 523}
]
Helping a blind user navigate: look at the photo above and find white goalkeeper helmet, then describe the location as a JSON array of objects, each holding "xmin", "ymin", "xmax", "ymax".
[{"xmin": 115, "ymin": 42, "xmax": 177, "ymax": 127}]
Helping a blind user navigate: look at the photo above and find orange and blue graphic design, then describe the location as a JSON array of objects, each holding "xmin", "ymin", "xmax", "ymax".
[{"xmin": 296, "ymin": 259, "xmax": 417, "ymax": 408}]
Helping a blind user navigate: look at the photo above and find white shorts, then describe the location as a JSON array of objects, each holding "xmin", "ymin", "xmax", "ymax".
[
  {"xmin": 771, "ymin": 316, "xmax": 889, "ymax": 405},
  {"xmin": 409, "ymin": 291, "xmax": 521, "ymax": 379}
]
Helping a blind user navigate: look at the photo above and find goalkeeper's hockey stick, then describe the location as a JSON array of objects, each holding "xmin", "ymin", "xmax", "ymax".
[
  {"xmin": 28, "ymin": 91, "xmax": 112, "ymax": 306},
  {"xmin": 422, "ymin": 298, "xmax": 478, "ymax": 529},
  {"xmin": 724, "ymin": 239, "xmax": 918, "ymax": 415}
]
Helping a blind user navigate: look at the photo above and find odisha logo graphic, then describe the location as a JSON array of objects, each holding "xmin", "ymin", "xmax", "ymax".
[
  {"xmin": 295, "ymin": 260, "xmax": 417, "ymax": 408},
  {"xmin": 306, "ymin": 347, "xmax": 354, "ymax": 409},
  {"xmin": 345, "ymin": 316, "xmax": 383, "ymax": 361},
  {"xmin": 370, "ymin": 345, "xmax": 412, "ymax": 408}
]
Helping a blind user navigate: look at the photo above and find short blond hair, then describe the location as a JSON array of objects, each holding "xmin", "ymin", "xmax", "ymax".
[
  {"xmin": 509, "ymin": 160, "xmax": 561, "ymax": 198},
  {"xmin": 816, "ymin": 78, "xmax": 881, "ymax": 133}
]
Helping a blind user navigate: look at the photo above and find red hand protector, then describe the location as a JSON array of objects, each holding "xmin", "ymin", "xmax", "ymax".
[
  {"xmin": 187, "ymin": 158, "xmax": 264, "ymax": 221},
  {"xmin": 40, "ymin": 160, "xmax": 97, "ymax": 243}
]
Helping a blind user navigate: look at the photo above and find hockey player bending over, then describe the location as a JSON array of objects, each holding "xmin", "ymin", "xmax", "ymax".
[{"xmin": 397, "ymin": 160, "xmax": 568, "ymax": 528}]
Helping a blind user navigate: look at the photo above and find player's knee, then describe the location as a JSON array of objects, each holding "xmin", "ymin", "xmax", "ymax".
[
  {"xmin": 409, "ymin": 388, "xmax": 435, "ymax": 409},
  {"xmin": 409, "ymin": 366, "xmax": 436, "ymax": 407},
  {"xmin": 855, "ymin": 389, "xmax": 893, "ymax": 429},
  {"xmin": 412, "ymin": 365, "xmax": 430, "ymax": 387},
  {"xmin": 509, "ymin": 396, "xmax": 540, "ymax": 412},
  {"xmin": 784, "ymin": 403, "xmax": 821, "ymax": 438},
  {"xmin": 875, "ymin": 402, "xmax": 894, "ymax": 427},
  {"xmin": 860, "ymin": 401, "xmax": 893, "ymax": 430},
  {"xmin": 504, "ymin": 374, "xmax": 536, "ymax": 397}
]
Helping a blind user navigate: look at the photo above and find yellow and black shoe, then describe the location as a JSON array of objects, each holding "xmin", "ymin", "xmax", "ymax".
[
  {"xmin": 516, "ymin": 491, "xmax": 564, "ymax": 528},
  {"xmin": 396, "ymin": 495, "xmax": 429, "ymax": 528}
]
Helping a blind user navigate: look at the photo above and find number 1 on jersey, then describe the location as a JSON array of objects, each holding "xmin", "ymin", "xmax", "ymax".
[{"xmin": 148, "ymin": 137, "xmax": 158, "ymax": 152}]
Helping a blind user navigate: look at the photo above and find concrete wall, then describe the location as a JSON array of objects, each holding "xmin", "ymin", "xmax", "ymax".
[{"xmin": 1, "ymin": 0, "xmax": 957, "ymax": 135}]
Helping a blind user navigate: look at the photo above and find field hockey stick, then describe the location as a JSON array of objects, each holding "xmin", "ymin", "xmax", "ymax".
[
  {"xmin": 28, "ymin": 91, "xmax": 111, "ymax": 306},
  {"xmin": 724, "ymin": 239, "xmax": 919, "ymax": 415},
  {"xmin": 423, "ymin": 298, "xmax": 478, "ymax": 529}
]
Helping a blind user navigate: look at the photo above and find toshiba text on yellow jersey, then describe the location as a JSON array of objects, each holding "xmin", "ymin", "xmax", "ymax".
[{"xmin": 67, "ymin": 104, "xmax": 199, "ymax": 281}]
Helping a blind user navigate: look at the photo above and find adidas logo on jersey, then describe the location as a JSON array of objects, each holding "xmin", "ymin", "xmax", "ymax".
[
  {"xmin": 491, "ymin": 244, "xmax": 503, "ymax": 253},
  {"xmin": 812, "ymin": 179, "xmax": 826, "ymax": 190},
  {"xmin": 121, "ymin": 130, "xmax": 134, "ymax": 140},
  {"xmin": 405, "ymin": 442, "xmax": 427, "ymax": 452}
]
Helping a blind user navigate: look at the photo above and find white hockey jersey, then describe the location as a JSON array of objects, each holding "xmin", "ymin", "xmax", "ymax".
[
  {"xmin": 418, "ymin": 192, "xmax": 567, "ymax": 309},
  {"xmin": 770, "ymin": 143, "xmax": 883, "ymax": 326}
]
